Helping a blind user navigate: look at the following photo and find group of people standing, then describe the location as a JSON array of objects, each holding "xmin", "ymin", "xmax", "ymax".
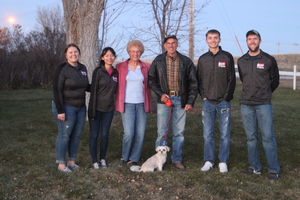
[{"xmin": 52, "ymin": 29, "xmax": 280, "ymax": 180}]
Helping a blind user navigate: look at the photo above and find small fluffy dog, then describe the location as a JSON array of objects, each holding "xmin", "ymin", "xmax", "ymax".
[{"xmin": 130, "ymin": 146, "xmax": 170, "ymax": 172}]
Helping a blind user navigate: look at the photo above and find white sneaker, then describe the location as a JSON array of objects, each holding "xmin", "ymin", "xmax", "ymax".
[
  {"xmin": 219, "ymin": 162, "xmax": 228, "ymax": 173},
  {"xmin": 201, "ymin": 161, "xmax": 213, "ymax": 171},
  {"xmin": 100, "ymin": 159, "xmax": 108, "ymax": 168},
  {"xmin": 93, "ymin": 162, "xmax": 99, "ymax": 169}
]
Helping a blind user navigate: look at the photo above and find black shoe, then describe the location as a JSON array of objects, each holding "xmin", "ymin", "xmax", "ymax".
[
  {"xmin": 127, "ymin": 161, "xmax": 137, "ymax": 166},
  {"xmin": 268, "ymin": 173, "xmax": 279, "ymax": 180},
  {"xmin": 119, "ymin": 159, "xmax": 126, "ymax": 167},
  {"xmin": 243, "ymin": 168, "xmax": 261, "ymax": 175}
]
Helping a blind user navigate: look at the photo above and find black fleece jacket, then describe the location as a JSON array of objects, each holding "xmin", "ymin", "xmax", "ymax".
[
  {"xmin": 88, "ymin": 66, "xmax": 118, "ymax": 119},
  {"xmin": 197, "ymin": 47, "xmax": 236, "ymax": 104},
  {"xmin": 53, "ymin": 62, "xmax": 89, "ymax": 114},
  {"xmin": 238, "ymin": 50, "xmax": 279, "ymax": 105}
]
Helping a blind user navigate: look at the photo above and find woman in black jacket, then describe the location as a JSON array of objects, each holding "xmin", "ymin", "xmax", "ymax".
[
  {"xmin": 52, "ymin": 43, "xmax": 89, "ymax": 173},
  {"xmin": 88, "ymin": 47, "xmax": 118, "ymax": 169}
]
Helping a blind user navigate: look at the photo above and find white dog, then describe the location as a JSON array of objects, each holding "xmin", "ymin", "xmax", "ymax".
[{"xmin": 130, "ymin": 146, "xmax": 170, "ymax": 172}]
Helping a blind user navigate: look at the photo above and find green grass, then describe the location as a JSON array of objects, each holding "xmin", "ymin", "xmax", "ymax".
[{"xmin": 0, "ymin": 84, "xmax": 300, "ymax": 199}]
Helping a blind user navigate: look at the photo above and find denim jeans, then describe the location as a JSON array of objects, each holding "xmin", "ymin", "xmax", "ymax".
[
  {"xmin": 120, "ymin": 103, "xmax": 147, "ymax": 162},
  {"xmin": 52, "ymin": 101, "xmax": 86, "ymax": 164},
  {"xmin": 202, "ymin": 100, "xmax": 231, "ymax": 164},
  {"xmin": 89, "ymin": 110, "xmax": 114, "ymax": 163},
  {"xmin": 156, "ymin": 96, "xmax": 186, "ymax": 163},
  {"xmin": 241, "ymin": 104, "xmax": 280, "ymax": 173}
]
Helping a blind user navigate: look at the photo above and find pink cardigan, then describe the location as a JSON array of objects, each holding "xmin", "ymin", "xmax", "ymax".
[{"xmin": 115, "ymin": 59, "xmax": 152, "ymax": 113}]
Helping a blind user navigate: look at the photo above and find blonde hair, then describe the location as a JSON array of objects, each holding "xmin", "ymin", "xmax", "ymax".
[{"xmin": 126, "ymin": 40, "xmax": 145, "ymax": 54}]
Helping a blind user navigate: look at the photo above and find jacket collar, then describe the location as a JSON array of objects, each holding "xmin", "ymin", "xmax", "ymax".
[
  {"xmin": 245, "ymin": 49, "xmax": 263, "ymax": 60},
  {"xmin": 207, "ymin": 46, "xmax": 223, "ymax": 56}
]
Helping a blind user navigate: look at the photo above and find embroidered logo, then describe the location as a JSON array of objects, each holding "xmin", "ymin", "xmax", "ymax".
[
  {"xmin": 257, "ymin": 63, "xmax": 265, "ymax": 69},
  {"xmin": 218, "ymin": 62, "xmax": 226, "ymax": 68},
  {"xmin": 112, "ymin": 76, "xmax": 118, "ymax": 82},
  {"xmin": 81, "ymin": 71, "xmax": 87, "ymax": 76}
]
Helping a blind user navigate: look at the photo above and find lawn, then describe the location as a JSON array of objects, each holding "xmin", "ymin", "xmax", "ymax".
[{"xmin": 0, "ymin": 83, "xmax": 300, "ymax": 199}]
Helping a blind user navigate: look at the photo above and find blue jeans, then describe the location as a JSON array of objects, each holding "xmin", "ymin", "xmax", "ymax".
[
  {"xmin": 241, "ymin": 104, "xmax": 280, "ymax": 173},
  {"xmin": 89, "ymin": 110, "xmax": 114, "ymax": 163},
  {"xmin": 120, "ymin": 103, "xmax": 147, "ymax": 162},
  {"xmin": 156, "ymin": 96, "xmax": 186, "ymax": 163},
  {"xmin": 202, "ymin": 100, "xmax": 231, "ymax": 164},
  {"xmin": 52, "ymin": 102, "xmax": 86, "ymax": 164}
]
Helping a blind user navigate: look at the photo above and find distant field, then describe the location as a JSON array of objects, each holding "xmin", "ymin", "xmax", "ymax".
[{"xmin": 234, "ymin": 53, "xmax": 300, "ymax": 71}]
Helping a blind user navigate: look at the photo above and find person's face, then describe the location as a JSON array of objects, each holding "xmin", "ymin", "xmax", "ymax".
[
  {"xmin": 128, "ymin": 46, "xmax": 142, "ymax": 61},
  {"xmin": 65, "ymin": 46, "xmax": 79, "ymax": 65},
  {"xmin": 164, "ymin": 38, "xmax": 178, "ymax": 56},
  {"xmin": 206, "ymin": 33, "xmax": 221, "ymax": 49},
  {"xmin": 246, "ymin": 34, "xmax": 261, "ymax": 53},
  {"xmin": 101, "ymin": 50, "xmax": 116, "ymax": 66}
]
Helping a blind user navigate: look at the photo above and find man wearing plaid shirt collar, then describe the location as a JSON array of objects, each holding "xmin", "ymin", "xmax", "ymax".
[{"xmin": 149, "ymin": 35, "xmax": 198, "ymax": 170}]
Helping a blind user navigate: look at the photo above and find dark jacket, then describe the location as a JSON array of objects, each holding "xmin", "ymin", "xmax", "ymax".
[
  {"xmin": 238, "ymin": 50, "xmax": 279, "ymax": 105},
  {"xmin": 88, "ymin": 66, "xmax": 118, "ymax": 119},
  {"xmin": 197, "ymin": 47, "xmax": 236, "ymax": 104},
  {"xmin": 53, "ymin": 62, "xmax": 89, "ymax": 114},
  {"xmin": 148, "ymin": 51, "xmax": 198, "ymax": 107}
]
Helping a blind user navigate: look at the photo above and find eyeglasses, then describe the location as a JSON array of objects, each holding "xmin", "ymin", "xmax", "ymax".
[
  {"xmin": 129, "ymin": 51, "xmax": 141, "ymax": 54},
  {"xmin": 165, "ymin": 41, "xmax": 178, "ymax": 46}
]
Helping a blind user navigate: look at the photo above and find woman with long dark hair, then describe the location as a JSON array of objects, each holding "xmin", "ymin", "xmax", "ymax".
[{"xmin": 88, "ymin": 47, "xmax": 118, "ymax": 169}]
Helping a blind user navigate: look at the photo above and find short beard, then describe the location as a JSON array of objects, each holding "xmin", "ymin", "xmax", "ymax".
[{"xmin": 248, "ymin": 46, "xmax": 260, "ymax": 53}]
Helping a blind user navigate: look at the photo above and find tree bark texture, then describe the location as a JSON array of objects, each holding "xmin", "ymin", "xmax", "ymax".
[{"xmin": 62, "ymin": 0, "xmax": 104, "ymax": 79}]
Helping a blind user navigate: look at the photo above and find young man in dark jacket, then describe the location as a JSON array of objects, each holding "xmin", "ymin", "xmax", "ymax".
[
  {"xmin": 238, "ymin": 30, "xmax": 280, "ymax": 180},
  {"xmin": 149, "ymin": 35, "xmax": 198, "ymax": 170},
  {"xmin": 197, "ymin": 29, "xmax": 236, "ymax": 173}
]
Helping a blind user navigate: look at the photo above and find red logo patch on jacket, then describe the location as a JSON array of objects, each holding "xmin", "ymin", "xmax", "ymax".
[
  {"xmin": 218, "ymin": 62, "xmax": 226, "ymax": 68},
  {"xmin": 257, "ymin": 63, "xmax": 265, "ymax": 69}
]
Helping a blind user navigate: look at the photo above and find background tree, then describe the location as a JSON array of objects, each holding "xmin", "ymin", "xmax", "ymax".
[
  {"xmin": 97, "ymin": 0, "xmax": 129, "ymax": 60},
  {"xmin": 62, "ymin": 0, "xmax": 105, "ymax": 79},
  {"xmin": 124, "ymin": 0, "xmax": 210, "ymax": 59},
  {"xmin": 27, "ymin": 5, "xmax": 66, "ymax": 87},
  {"xmin": 0, "ymin": 5, "xmax": 66, "ymax": 89}
]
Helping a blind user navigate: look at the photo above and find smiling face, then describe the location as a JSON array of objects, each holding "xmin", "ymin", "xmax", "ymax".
[
  {"xmin": 128, "ymin": 45, "xmax": 142, "ymax": 62},
  {"xmin": 164, "ymin": 38, "xmax": 178, "ymax": 57},
  {"xmin": 246, "ymin": 34, "xmax": 261, "ymax": 55},
  {"xmin": 102, "ymin": 50, "xmax": 116, "ymax": 66},
  {"xmin": 206, "ymin": 33, "xmax": 221, "ymax": 49},
  {"xmin": 65, "ymin": 46, "xmax": 80, "ymax": 66}
]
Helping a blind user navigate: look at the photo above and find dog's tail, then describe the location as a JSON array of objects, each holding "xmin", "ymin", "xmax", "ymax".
[{"xmin": 130, "ymin": 165, "xmax": 141, "ymax": 172}]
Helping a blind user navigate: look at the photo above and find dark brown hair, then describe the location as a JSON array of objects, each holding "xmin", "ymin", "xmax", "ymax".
[{"xmin": 64, "ymin": 43, "xmax": 81, "ymax": 54}]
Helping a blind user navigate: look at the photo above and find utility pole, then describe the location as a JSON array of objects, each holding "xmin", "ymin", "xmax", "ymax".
[
  {"xmin": 276, "ymin": 41, "xmax": 280, "ymax": 54},
  {"xmin": 293, "ymin": 43, "xmax": 298, "ymax": 53},
  {"xmin": 189, "ymin": 0, "xmax": 194, "ymax": 61}
]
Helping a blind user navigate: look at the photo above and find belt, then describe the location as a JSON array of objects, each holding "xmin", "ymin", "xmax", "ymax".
[{"xmin": 170, "ymin": 91, "xmax": 180, "ymax": 96}]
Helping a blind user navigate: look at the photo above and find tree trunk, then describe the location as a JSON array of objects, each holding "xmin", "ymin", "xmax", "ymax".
[{"xmin": 62, "ymin": 0, "xmax": 104, "ymax": 79}]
